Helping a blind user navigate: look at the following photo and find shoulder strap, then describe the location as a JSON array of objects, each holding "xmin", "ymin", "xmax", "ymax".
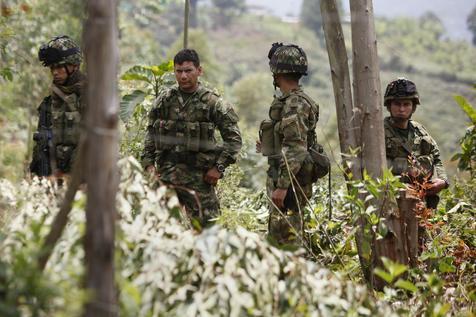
[
  {"xmin": 298, "ymin": 91, "xmax": 319, "ymax": 121},
  {"xmin": 51, "ymin": 84, "xmax": 76, "ymax": 112}
]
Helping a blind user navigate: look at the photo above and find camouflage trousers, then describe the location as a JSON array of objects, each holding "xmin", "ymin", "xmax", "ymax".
[
  {"xmin": 159, "ymin": 163, "xmax": 220, "ymax": 227},
  {"xmin": 267, "ymin": 176, "xmax": 312, "ymax": 248}
]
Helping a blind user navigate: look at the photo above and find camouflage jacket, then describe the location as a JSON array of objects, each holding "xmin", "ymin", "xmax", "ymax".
[
  {"xmin": 384, "ymin": 117, "xmax": 448, "ymax": 183},
  {"xmin": 260, "ymin": 87, "xmax": 319, "ymax": 189},
  {"xmin": 31, "ymin": 71, "xmax": 86, "ymax": 174},
  {"xmin": 142, "ymin": 84, "xmax": 242, "ymax": 171}
]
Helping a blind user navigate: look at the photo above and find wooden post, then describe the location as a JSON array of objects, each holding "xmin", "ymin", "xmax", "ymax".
[
  {"xmin": 349, "ymin": 0, "xmax": 385, "ymax": 178},
  {"xmin": 320, "ymin": 0, "xmax": 361, "ymax": 179},
  {"xmin": 83, "ymin": 0, "xmax": 119, "ymax": 315},
  {"xmin": 184, "ymin": 0, "xmax": 190, "ymax": 48}
]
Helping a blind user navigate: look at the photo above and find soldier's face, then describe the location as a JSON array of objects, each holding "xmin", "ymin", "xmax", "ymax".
[
  {"xmin": 50, "ymin": 64, "xmax": 76, "ymax": 85},
  {"xmin": 389, "ymin": 99, "xmax": 414, "ymax": 120},
  {"xmin": 174, "ymin": 61, "xmax": 202, "ymax": 93}
]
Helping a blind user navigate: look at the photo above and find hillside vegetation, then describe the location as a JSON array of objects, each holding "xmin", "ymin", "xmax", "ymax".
[{"xmin": 0, "ymin": 2, "xmax": 475, "ymax": 316}]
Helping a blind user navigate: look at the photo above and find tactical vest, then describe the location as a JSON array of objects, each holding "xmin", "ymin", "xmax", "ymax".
[
  {"xmin": 153, "ymin": 87, "xmax": 220, "ymax": 155},
  {"xmin": 50, "ymin": 86, "xmax": 82, "ymax": 171},
  {"xmin": 259, "ymin": 91, "xmax": 324, "ymax": 183},
  {"xmin": 384, "ymin": 118, "xmax": 435, "ymax": 177}
]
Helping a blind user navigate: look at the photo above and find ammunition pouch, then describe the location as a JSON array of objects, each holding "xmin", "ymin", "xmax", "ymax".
[
  {"xmin": 259, "ymin": 119, "xmax": 282, "ymax": 157},
  {"xmin": 308, "ymin": 143, "xmax": 330, "ymax": 182},
  {"xmin": 154, "ymin": 119, "xmax": 216, "ymax": 152},
  {"xmin": 52, "ymin": 110, "xmax": 81, "ymax": 145},
  {"xmin": 55, "ymin": 144, "xmax": 75, "ymax": 172},
  {"xmin": 259, "ymin": 119, "xmax": 275, "ymax": 156},
  {"xmin": 64, "ymin": 111, "xmax": 81, "ymax": 145}
]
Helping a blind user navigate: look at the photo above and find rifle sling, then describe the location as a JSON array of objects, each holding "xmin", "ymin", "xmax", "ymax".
[{"xmin": 51, "ymin": 85, "xmax": 76, "ymax": 112}]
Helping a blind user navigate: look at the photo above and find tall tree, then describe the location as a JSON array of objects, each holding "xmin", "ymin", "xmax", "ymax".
[
  {"xmin": 322, "ymin": 0, "xmax": 414, "ymax": 289},
  {"xmin": 301, "ymin": 0, "xmax": 342, "ymax": 39},
  {"xmin": 83, "ymin": 0, "xmax": 119, "ymax": 315},
  {"xmin": 350, "ymin": 0, "xmax": 389, "ymax": 289},
  {"xmin": 350, "ymin": 0, "xmax": 385, "ymax": 178},
  {"xmin": 320, "ymin": 0, "xmax": 360, "ymax": 179},
  {"xmin": 468, "ymin": 5, "xmax": 476, "ymax": 45}
]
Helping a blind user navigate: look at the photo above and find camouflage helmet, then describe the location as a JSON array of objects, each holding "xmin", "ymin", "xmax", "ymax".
[
  {"xmin": 384, "ymin": 77, "xmax": 420, "ymax": 107},
  {"xmin": 38, "ymin": 35, "xmax": 82, "ymax": 67},
  {"xmin": 268, "ymin": 42, "xmax": 308, "ymax": 75}
]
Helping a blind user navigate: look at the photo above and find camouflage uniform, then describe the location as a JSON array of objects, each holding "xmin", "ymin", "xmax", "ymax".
[
  {"xmin": 30, "ymin": 36, "xmax": 86, "ymax": 176},
  {"xmin": 142, "ymin": 84, "xmax": 242, "ymax": 226},
  {"xmin": 260, "ymin": 43, "xmax": 320, "ymax": 246},
  {"xmin": 384, "ymin": 78, "xmax": 448, "ymax": 208}
]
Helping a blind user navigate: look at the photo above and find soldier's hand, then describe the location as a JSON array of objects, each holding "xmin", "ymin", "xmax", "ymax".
[
  {"xmin": 146, "ymin": 165, "xmax": 156, "ymax": 174},
  {"xmin": 204, "ymin": 167, "xmax": 221, "ymax": 186},
  {"xmin": 255, "ymin": 140, "xmax": 262, "ymax": 154},
  {"xmin": 145, "ymin": 165, "xmax": 160, "ymax": 180},
  {"xmin": 426, "ymin": 178, "xmax": 447, "ymax": 196},
  {"xmin": 272, "ymin": 188, "xmax": 287, "ymax": 210}
]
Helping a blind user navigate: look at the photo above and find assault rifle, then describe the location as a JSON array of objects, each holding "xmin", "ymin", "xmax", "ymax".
[{"xmin": 30, "ymin": 97, "xmax": 53, "ymax": 177}]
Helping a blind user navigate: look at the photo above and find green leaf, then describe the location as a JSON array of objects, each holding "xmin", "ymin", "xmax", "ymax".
[
  {"xmin": 0, "ymin": 67, "xmax": 13, "ymax": 81},
  {"xmin": 381, "ymin": 257, "xmax": 408, "ymax": 279},
  {"xmin": 454, "ymin": 95, "xmax": 476, "ymax": 124},
  {"xmin": 394, "ymin": 279, "xmax": 417, "ymax": 293},
  {"xmin": 149, "ymin": 60, "xmax": 173, "ymax": 76},
  {"xmin": 374, "ymin": 268, "xmax": 393, "ymax": 284},
  {"xmin": 121, "ymin": 65, "xmax": 154, "ymax": 83},
  {"xmin": 121, "ymin": 73, "xmax": 151, "ymax": 83},
  {"xmin": 438, "ymin": 259, "xmax": 456, "ymax": 273},
  {"xmin": 120, "ymin": 90, "xmax": 147, "ymax": 123}
]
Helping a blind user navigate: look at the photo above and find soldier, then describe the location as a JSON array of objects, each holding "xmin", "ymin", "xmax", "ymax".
[
  {"xmin": 384, "ymin": 77, "xmax": 449, "ymax": 209},
  {"xmin": 258, "ymin": 43, "xmax": 324, "ymax": 247},
  {"xmin": 30, "ymin": 35, "xmax": 86, "ymax": 180},
  {"xmin": 142, "ymin": 49, "xmax": 242, "ymax": 228}
]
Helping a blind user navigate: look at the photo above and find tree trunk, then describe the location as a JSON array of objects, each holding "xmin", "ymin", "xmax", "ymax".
[
  {"xmin": 184, "ymin": 0, "xmax": 190, "ymax": 48},
  {"xmin": 321, "ymin": 0, "xmax": 371, "ymax": 282},
  {"xmin": 83, "ymin": 0, "xmax": 119, "ymax": 316},
  {"xmin": 350, "ymin": 0, "xmax": 410, "ymax": 289},
  {"xmin": 349, "ymin": 0, "xmax": 385, "ymax": 177},
  {"xmin": 320, "ymin": 0, "xmax": 360, "ymax": 179}
]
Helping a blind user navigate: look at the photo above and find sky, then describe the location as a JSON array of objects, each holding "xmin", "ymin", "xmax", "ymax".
[{"xmin": 245, "ymin": 0, "xmax": 476, "ymax": 41}]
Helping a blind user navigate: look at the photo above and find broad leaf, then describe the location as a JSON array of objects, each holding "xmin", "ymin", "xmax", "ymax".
[
  {"xmin": 374, "ymin": 268, "xmax": 393, "ymax": 284},
  {"xmin": 381, "ymin": 257, "xmax": 408, "ymax": 279},
  {"xmin": 120, "ymin": 90, "xmax": 147, "ymax": 123},
  {"xmin": 121, "ymin": 65, "xmax": 154, "ymax": 84},
  {"xmin": 149, "ymin": 60, "xmax": 173, "ymax": 76},
  {"xmin": 454, "ymin": 95, "xmax": 476, "ymax": 124},
  {"xmin": 394, "ymin": 279, "xmax": 417, "ymax": 293}
]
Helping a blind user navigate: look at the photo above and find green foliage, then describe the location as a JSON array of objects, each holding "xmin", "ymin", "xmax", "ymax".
[
  {"xmin": 377, "ymin": 15, "xmax": 476, "ymax": 83},
  {"xmin": 451, "ymin": 95, "xmax": 476, "ymax": 176},
  {"xmin": 231, "ymin": 72, "xmax": 273, "ymax": 126},
  {"xmin": 211, "ymin": 0, "xmax": 246, "ymax": 28},
  {"xmin": 467, "ymin": 5, "xmax": 476, "ymax": 45},
  {"xmin": 300, "ymin": 0, "xmax": 323, "ymax": 39},
  {"xmin": 0, "ymin": 179, "xmax": 85, "ymax": 316},
  {"xmin": 0, "ymin": 159, "xmax": 395, "ymax": 316},
  {"xmin": 120, "ymin": 61, "xmax": 174, "ymax": 122},
  {"xmin": 119, "ymin": 61, "xmax": 175, "ymax": 159}
]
